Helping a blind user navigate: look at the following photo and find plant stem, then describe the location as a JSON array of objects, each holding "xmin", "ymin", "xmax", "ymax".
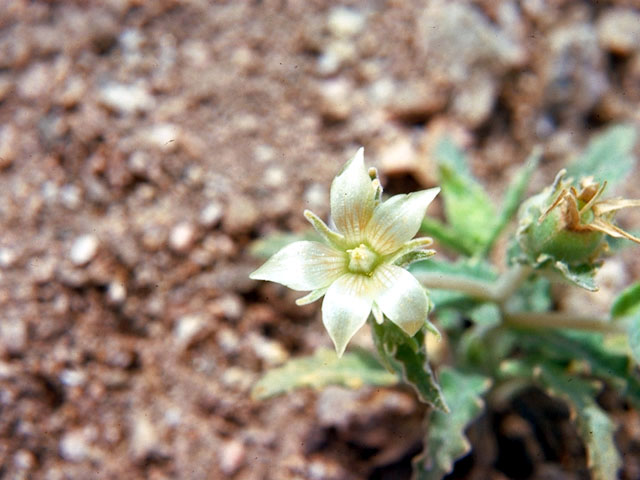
[
  {"xmin": 416, "ymin": 264, "xmax": 533, "ymax": 304},
  {"xmin": 504, "ymin": 311, "xmax": 625, "ymax": 334}
]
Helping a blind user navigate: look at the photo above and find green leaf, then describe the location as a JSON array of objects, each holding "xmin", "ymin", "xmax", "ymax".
[
  {"xmin": 251, "ymin": 348, "xmax": 397, "ymax": 400},
  {"xmin": 504, "ymin": 276, "xmax": 552, "ymax": 313},
  {"xmin": 502, "ymin": 361, "xmax": 621, "ymax": 480},
  {"xmin": 481, "ymin": 149, "xmax": 540, "ymax": 256},
  {"xmin": 435, "ymin": 138, "xmax": 496, "ymax": 252},
  {"xmin": 611, "ymin": 282, "xmax": 640, "ymax": 318},
  {"xmin": 371, "ymin": 320, "xmax": 448, "ymax": 412},
  {"xmin": 628, "ymin": 315, "xmax": 640, "ymax": 366},
  {"xmin": 552, "ymin": 260, "xmax": 598, "ymax": 292},
  {"xmin": 420, "ymin": 217, "xmax": 475, "ymax": 256},
  {"xmin": 566, "ymin": 124, "xmax": 637, "ymax": 188},
  {"xmin": 516, "ymin": 330, "xmax": 640, "ymax": 408},
  {"xmin": 412, "ymin": 368, "xmax": 491, "ymax": 480}
]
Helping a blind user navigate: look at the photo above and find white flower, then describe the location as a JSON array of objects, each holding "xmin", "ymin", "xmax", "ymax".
[{"xmin": 250, "ymin": 148, "xmax": 440, "ymax": 356}]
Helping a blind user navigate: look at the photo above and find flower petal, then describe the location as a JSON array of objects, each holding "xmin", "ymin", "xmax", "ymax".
[
  {"xmin": 330, "ymin": 147, "xmax": 377, "ymax": 244},
  {"xmin": 373, "ymin": 264, "xmax": 429, "ymax": 336},
  {"xmin": 322, "ymin": 273, "xmax": 374, "ymax": 357},
  {"xmin": 250, "ymin": 241, "xmax": 346, "ymax": 291},
  {"xmin": 366, "ymin": 188, "xmax": 440, "ymax": 255}
]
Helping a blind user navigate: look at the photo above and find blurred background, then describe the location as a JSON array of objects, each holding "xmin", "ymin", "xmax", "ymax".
[{"xmin": 1, "ymin": 1, "xmax": 640, "ymax": 479}]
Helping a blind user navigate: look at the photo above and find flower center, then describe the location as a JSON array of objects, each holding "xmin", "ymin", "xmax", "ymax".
[{"xmin": 347, "ymin": 244, "xmax": 378, "ymax": 274}]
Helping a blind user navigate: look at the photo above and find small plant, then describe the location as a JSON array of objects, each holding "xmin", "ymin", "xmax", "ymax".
[{"xmin": 250, "ymin": 125, "xmax": 640, "ymax": 480}]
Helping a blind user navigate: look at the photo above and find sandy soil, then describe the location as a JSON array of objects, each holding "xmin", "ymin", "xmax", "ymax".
[{"xmin": 1, "ymin": 1, "xmax": 640, "ymax": 479}]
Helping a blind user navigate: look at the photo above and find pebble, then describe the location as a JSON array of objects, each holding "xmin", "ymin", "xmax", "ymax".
[
  {"xmin": 143, "ymin": 123, "xmax": 180, "ymax": 151},
  {"xmin": 130, "ymin": 412, "xmax": 161, "ymax": 461},
  {"xmin": 0, "ymin": 247, "xmax": 17, "ymax": 268},
  {"xmin": 69, "ymin": 234, "xmax": 99, "ymax": 266},
  {"xmin": 219, "ymin": 439, "xmax": 246, "ymax": 476},
  {"xmin": 211, "ymin": 294, "xmax": 244, "ymax": 320},
  {"xmin": 106, "ymin": 281, "xmax": 127, "ymax": 305},
  {"xmin": 0, "ymin": 124, "xmax": 17, "ymax": 169},
  {"xmin": 169, "ymin": 222, "xmax": 196, "ymax": 253},
  {"xmin": 99, "ymin": 81, "xmax": 155, "ymax": 114},
  {"xmin": 0, "ymin": 317, "xmax": 27, "ymax": 354},
  {"xmin": 13, "ymin": 450, "xmax": 36, "ymax": 470},
  {"xmin": 59, "ymin": 429, "xmax": 90, "ymax": 462},
  {"xmin": 318, "ymin": 78, "xmax": 353, "ymax": 121},
  {"xmin": 223, "ymin": 195, "xmax": 259, "ymax": 234},
  {"xmin": 59, "ymin": 184, "xmax": 82, "ymax": 210},
  {"xmin": 303, "ymin": 183, "xmax": 327, "ymax": 211},
  {"xmin": 174, "ymin": 314, "xmax": 207, "ymax": 348},
  {"xmin": 597, "ymin": 8, "xmax": 640, "ymax": 55},
  {"xmin": 327, "ymin": 7, "xmax": 365, "ymax": 38},
  {"xmin": 248, "ymin": 332, "xmax": 289, "ymax": 366},
  {"xmin": 199, "ymin": 202, "xmax": 223, "ymax": 228}
]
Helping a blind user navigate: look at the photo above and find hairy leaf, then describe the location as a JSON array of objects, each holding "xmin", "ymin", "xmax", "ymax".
[
  {"xmin": 566, "ymin": 124, "xmax": 637, "ymax": 188},
  {"xmin": 371, "ymin": 320, "xmax": 448, "ymax": 412},
  {"xmin": 501, "ymin": 360, "xmax": 621, "ymax": 480},
  {"xmin": 412, "ymin": 368, "xmax": 491, "ymax": 480},
  {"xmin": 436, "ymin": 138, "xmax": 496, "ymax": 252},
  {"xmin": 251, "ymin": 348, "xmax": 397, "ymax": 400},
  {"xmin": 481, "ymin": 149, "xmax": 540, "ymax": 255},
  {"xmin": 611, "ymin": 282, "xmax": 640, "ymax": 319},
  {"xmin": 420, "ymin": 217, "xmax": 475, "ymax": 256}
]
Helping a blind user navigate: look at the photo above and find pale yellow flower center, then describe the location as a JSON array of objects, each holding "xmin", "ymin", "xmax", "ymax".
[{"xmin": 347, "ymin": 244, "xmax": 378, "ymax": 275}]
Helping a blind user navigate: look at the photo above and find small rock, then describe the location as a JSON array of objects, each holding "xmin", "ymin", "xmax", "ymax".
[
  {"xmin": 60, "ymin": 369, "xmax": 86, "ymax": 387},
  {"xmin": 0, "ymin": 247, "xmax": 17, "ymax": 268},
  {"xmin": 327, "ymin": 7, "xmax": 365, "ymax": 38},
  {"xmin": 0, "ymin": 317, "xmax": 27, "ymax": 354},
  {"xmin": 223, "ymin": 195, "xmax": 259, "ymax": 234},
  {"xmin": 248, "ymin": 332, "xmax": 289, "ymax": 366},
  {"xmin": 0, "ymin": 124, "xmax": 17, "ymax": 170},
  {"xmin": 219, "ymin": 439, "xmax": 246, "ymax": 476},
  {"xmin": 169, "ymin": 222, "xmax": 196, "ymax": 253},
  {"xmin": 303, "ymin": 183, "xmax": 327, "ymax": 211},
  {"xmin": 70, "ymin": 234, "xmax": 99, "ymax": 266},
  {"xmin": 13, "ymin": 450, "xmax": 35, "ymax": 470},
  {"xmin": 99, "ymin": 81, "xmax": 155, "ymax": 114},
  {"xmin": 143, "ymin": 123, "xmax": 180, "ymax": 151},
  {"xmin": 217, "ymin": 328, "xmax": 240, "ymax": 354},
  {"xmin": 130, "ymin": 412, "xmax": 161, "ymax": 461},
  {"xmin": 264, "ymin": 166, "xmax": 286, "ymax": 188},
  {"xmin": 199, "ymin": 202, "xmax": 223, "ymax": 228},
  {"xmin": 106, "ymin": 281, "xmax": 127, "ymax": 305},
  {"xmin": 59, "ymin": 184, "xmax": 82, "ymax": 210},
  {"xmin": 59, "ymin": 429, "xmax": 90, "ymax": 462},
  {"xmin": 174, "ymin": 314, "xmax": 207, "ymax": 348},
  {"xmin": 211, "ymin": 294, "xmax": 244, "ymax": 320},
  {"xmin": 318, "ymin": 78, "xmax": 354, "ymax": 122},
  {"xmin": 597, "ymin": 8, "xmax": 640, "ymax": 55}
]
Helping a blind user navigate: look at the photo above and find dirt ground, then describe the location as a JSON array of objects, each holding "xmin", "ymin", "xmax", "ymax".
[{"xmin": 2, "ymin": 1, "xmax": 640, "ymax": 479}]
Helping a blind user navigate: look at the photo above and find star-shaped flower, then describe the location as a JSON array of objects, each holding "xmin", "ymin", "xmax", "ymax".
[{"xmin": 250, "ymin": 148, "xmax": 440, "ymax": 356}]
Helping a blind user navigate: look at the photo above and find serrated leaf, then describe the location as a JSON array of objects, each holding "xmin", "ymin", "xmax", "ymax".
[
  {"xmin": 420, "ymin": 217, "xmax": 475, "ymax": 256},
  {"xmin": 503, "ymin": 361, "xmax": 621, "ymax": 480},
  {"xmin": 566, "ymin": 124, "xmax": 637, "ymax": 188},
  {"xmin": 481, "ymin": 149, "xmax": 541, "ymax": 256},
  {"xmin": 516, "ymin": 330, "xmax": 640, "ymax": 408},
  {"xmin": 504, "ymin": 276, "xmax": 552, "ymax": 313},
  {"xmin": 251, "ymin": 348, "xmax": 397, "ymax": 400},
  {"xmin": 553, "ymin": 261, "xmax": 598, "ymax": 291},
  {"xmin": 436, "ymin": 138, "xmax": 496, "ymax": 251},
  {"xmin": 611, "ymin": 282, "xmax": 640, "ymax": 319},
  {"xmin": 412, "ymin": 368, "xmax": 491, "ymax": 480},
  {"xmin": 371, "ymin": 320, "xmax": 448, "ymax": 412}
]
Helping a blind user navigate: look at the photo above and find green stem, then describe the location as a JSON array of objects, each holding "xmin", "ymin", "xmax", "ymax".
[
  {"xmin": 416, "ymin": 264, "xmax": 532, "ymax": 304},
  {"xmin": 504, "ymin": 311, "xmax": 624, "ymax": 334}
]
